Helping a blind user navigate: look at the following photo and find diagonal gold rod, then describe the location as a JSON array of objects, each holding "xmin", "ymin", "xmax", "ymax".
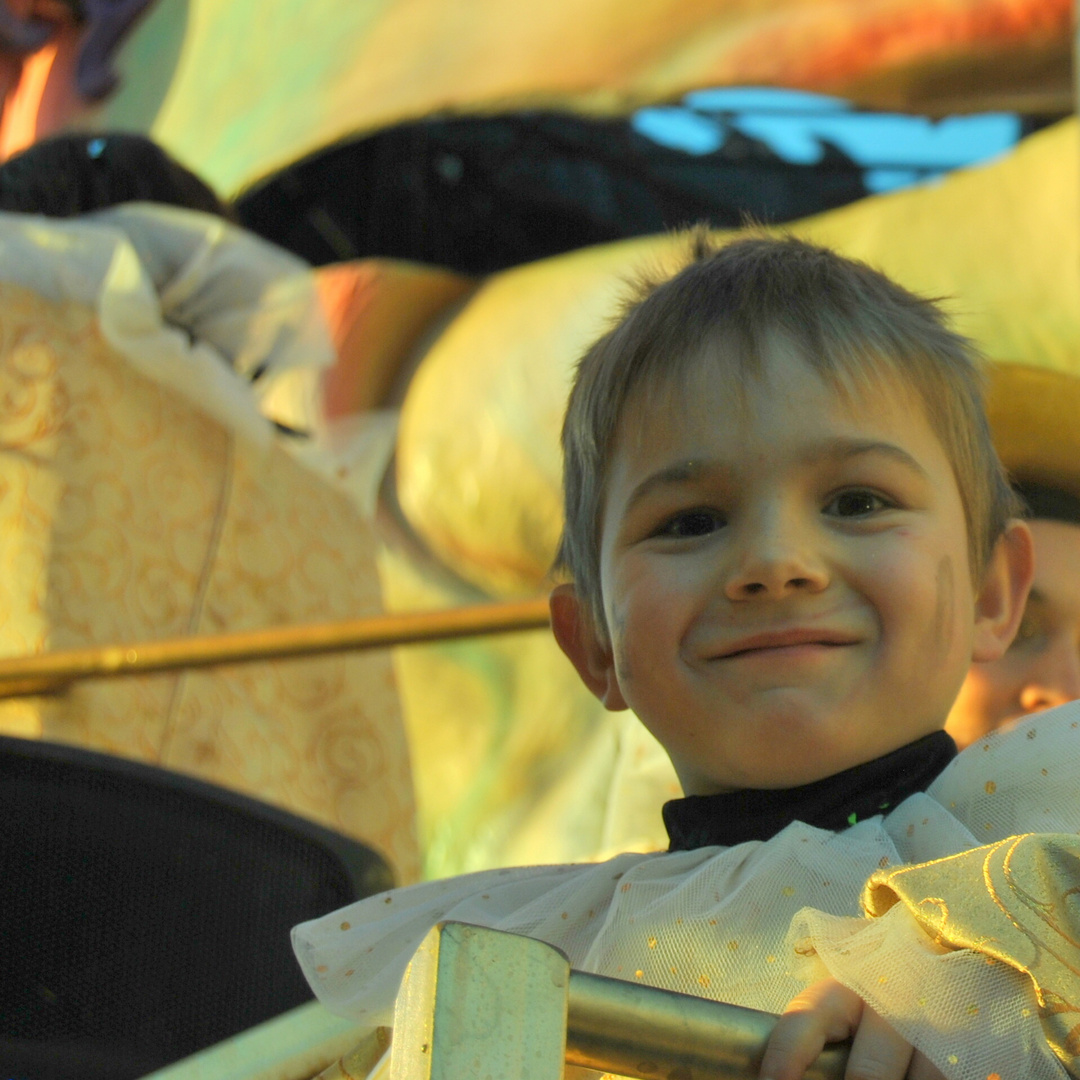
[{"xmin": 0, "ymin": 597, "xmax": 551, "ymax": 699}]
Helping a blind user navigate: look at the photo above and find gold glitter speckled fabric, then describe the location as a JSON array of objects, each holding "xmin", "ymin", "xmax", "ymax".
[{"xmin": 295, "ymin": 706, "xmax": 1080, "ymax": 1079}]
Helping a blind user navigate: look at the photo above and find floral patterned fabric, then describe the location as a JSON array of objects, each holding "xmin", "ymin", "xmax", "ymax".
[{"xmin": 0, "ymin": 275, "xmax": 419, "ymax": 884}]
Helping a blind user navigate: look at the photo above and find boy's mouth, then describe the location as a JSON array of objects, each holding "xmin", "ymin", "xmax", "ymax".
[{"xmin": 714, "ymin": 628, "xmax": 860, "ymax": 659}]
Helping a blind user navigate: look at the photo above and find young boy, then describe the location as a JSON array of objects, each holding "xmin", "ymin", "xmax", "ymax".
[{"xmin": 294, "ymin": 236, "xmax": 1080, "ymax": 1079}]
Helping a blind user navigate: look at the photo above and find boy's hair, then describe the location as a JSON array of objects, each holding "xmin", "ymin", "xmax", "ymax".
[{"xmin": 559, "ymin": 232, "xmax": 1020, "ymax": 628}]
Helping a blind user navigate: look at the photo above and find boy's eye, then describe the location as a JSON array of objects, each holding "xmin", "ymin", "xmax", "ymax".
[
  {"xmin": 655, "ymin": 509, "xmax": 725, "ymax": 538},
  {"xmin": 825, "ymin": 490, "xmax": 888, "ymax": 518}
]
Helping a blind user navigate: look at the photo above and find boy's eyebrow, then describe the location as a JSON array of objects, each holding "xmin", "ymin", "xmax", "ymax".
[
  {"xmin": 807, "ymin": 438, "xmax": 930, "ymax": 479},
  {"xmin": 624, "ymin": 460, "xmax": 720, "ymax": 512},
  {"xmin": 623, "ymin": 439, "xmax": 928, "ymax": 513}
]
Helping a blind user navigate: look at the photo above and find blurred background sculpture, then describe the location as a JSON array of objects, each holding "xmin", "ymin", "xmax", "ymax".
[
  {"xmin": 0, "ymin": 1, "xmax": 1075, "ymax": 1074},
  {"xmin": 0, "ymin": 0, "xmax": 1074, "ymax": 879}
]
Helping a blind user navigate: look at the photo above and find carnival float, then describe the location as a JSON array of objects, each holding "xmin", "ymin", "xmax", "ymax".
[{"xmin": 0, "ymin": 0, "xmax": 1075, "ymax": 1077}]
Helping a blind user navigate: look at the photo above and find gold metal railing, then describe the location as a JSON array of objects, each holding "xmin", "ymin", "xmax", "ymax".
[
  {"xmin": 0, "ymin": 598, "xmax": 551, "ymax": 699},
  {"xmin": 319, "ymin": 922, "xmax": 849, "ymax": 1080},
  {"xmin": 564, "ymin": 971, "xmax": 837, "ymax": 1079}
]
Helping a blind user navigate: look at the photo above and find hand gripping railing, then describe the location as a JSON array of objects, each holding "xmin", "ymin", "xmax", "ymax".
[{"xmin": 326, "ymin": 921, "xmax": 849, "ymax": 1080}]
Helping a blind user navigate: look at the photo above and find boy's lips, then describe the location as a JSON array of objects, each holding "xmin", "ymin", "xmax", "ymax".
[{"xmin": 712, "ymin": 628, "xmax": 861, "ymax": 659}]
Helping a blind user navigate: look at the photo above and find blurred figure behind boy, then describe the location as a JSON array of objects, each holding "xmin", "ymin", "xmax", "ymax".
[{"xmin": 947, "ymin": 483, "xmax": 1080, "ymax": 747}]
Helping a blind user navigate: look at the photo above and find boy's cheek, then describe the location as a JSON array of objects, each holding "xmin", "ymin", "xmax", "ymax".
[
  {"xmin": 609, "ymin": 612, "xmax": 635, "ymax": 684},
  {"xmin": 925, "ymin": 554, "xmax": 959, "ymax": 659}
]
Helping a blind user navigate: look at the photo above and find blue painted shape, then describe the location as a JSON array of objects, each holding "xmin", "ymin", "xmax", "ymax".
[
  {"xmin": 684, "ymin": 86, "xmax": 850, "ymax": 114},
  {"xmin": 632, "ymin": 107, "xmax": 726, "ymax": 155}
]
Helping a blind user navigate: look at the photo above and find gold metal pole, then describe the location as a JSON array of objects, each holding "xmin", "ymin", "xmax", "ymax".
[
  {"xmin": 390, "ymin": 922, "xmax": 849, "ymax": 1080},
  {"xmin": 316, "ymin": 1026, "xmax": 392, "ymax": 1080},
  {"xmin": 567, "ymin": 969, "xmax": 847, "ymax": 1080},
  {"xmin": 0, "ymin": 597, "xmax": 551, "ymax": 699}
]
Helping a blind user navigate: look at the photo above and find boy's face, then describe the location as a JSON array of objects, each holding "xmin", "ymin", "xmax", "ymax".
[{"xmin": 556, "ymin": 340, "xmax": 1019, "ymax": 796}]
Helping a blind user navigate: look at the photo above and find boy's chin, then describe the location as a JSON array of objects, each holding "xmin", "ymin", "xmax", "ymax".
[
  {"xmin": 675, "ymin": 730, "xmax": 942, "ymax": 795},
  {"xmin": 679, "ymin": 763, "xmax": 844, "ymax": 796},
  {"xmin": 675, "ymin": 747, "xmax": 849, "ymax": 795}
]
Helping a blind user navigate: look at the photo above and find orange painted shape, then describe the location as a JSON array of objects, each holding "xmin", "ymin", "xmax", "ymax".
[
  {"xmin": 0, "ymin": 39, "xmax": 55, "ymax": 160},
  {"xmin": 317, "ymin": 259, "xmax": 475, "ymax": 418}
]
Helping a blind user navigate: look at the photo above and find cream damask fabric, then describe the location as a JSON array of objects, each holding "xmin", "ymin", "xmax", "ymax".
[{"xmin": 0, "ymin": 280, "xmax": 419, "ymax": 884}]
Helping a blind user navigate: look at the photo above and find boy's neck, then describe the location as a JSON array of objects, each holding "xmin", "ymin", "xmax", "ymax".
[{"xmin": 663, "ymin": 730, "xmax": 957, "ymax": 851}]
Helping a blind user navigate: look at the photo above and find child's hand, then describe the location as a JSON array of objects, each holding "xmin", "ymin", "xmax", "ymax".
[{"xmin": 759, "ymin": 978, "xmax": 947, "ymax": 1080}]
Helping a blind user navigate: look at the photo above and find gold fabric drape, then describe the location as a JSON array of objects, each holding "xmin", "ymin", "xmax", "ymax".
[{"xmin": 865, "ymin": 834, "xmax": 1080, "ymax": 1076}]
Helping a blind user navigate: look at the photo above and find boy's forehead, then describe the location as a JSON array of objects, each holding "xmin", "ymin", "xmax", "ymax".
[
  {"xmin": 609, "ymin": 342, "xmax": 942, "ymax": 479},
  {"xmin": 618, "ymin": 336, "xmax": 901, "ymax": 425},
  {"xmin": 613, "ymin": 335, "xmax": 752, "ymax": 440}
]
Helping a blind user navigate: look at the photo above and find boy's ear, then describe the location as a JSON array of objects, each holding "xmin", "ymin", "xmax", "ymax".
[
  {"xmin": 971, "ymin": 519, "xmax": 1035, "ymax": 663},
  {"xmin": 549, "ymin": 583, "xmax": 629, "ymax": 710}
]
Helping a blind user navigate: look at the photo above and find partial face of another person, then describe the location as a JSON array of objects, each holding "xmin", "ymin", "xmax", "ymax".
[
  {"xmin": 947, "ymin": 518, "xmax": 1080, "ymax": 748},
  {"xmin": 552, "ymin": 338, "xmax": 1028, "ymax": 796}
]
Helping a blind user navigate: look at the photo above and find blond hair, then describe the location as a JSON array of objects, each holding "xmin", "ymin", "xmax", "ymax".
[{"xmin": 559, "ymin": 233, "xmax": 1019, "ymax": 627}]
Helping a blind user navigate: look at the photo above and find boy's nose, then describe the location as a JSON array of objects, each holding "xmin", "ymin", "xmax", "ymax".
[
  {"xmin": 722, "ymin": 512, "xmax": 829, "ymax": 600},
  {"xmin": 1018, "ymin": 633, "xmax": 1080, "ymax": 714}
]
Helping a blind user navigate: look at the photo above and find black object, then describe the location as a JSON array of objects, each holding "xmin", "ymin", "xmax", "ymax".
[
  {"xmin": 236, "ymin": 111, "xmax": 868, "ymax": 274},
  {"xmin": 663, "ymin": 729, "xmax": 958, "ymax": 850},
  {"xmin": 0, "ymin": 132, "xmax": 229, "ymax": 220},
  {"xmin": 1015, "ymin": 481, "xmax": 1080, "ymax": 525},
  {"xmin": 0, "ymin": 734, "xmax": 393, "ymax": 1080}
]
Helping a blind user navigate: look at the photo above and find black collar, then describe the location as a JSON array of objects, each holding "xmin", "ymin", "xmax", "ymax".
[{"xmin": 663, "ymin": 730, "xmax": 957, "ymax": 851}]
